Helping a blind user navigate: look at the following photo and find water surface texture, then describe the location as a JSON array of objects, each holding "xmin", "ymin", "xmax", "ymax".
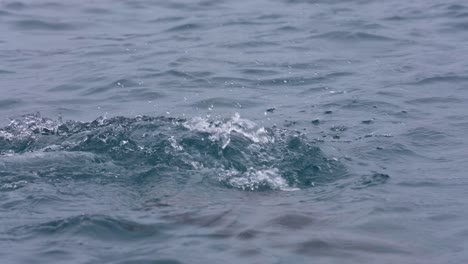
[{"xmin": 1, "ymin": 0, "xmax": 468, "ymax": 263}]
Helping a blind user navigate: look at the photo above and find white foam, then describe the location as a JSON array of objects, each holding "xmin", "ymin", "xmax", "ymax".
[
  {"xmin": 183, "ymin": 113, "xmax": 273, "ymax": 149},
  {"xmin": 219, "ymin": 167, "xmax": 299, "ymax": 191},
  {"xmin": 168, "ymin": 136, "xmax": 184, "ymax": 151},
  {"xmin": 0, "ymin": 180, "xmax": 28, "ymax": 191},
  {"xmin": 1, "ymin": 114, "xmax": 60, "ymax": 140}
]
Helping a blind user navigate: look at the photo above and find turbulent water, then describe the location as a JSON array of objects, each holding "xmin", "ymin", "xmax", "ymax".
[{"xmin": 1, "ymin": 0, "xmax": 468, "ymax": 263}]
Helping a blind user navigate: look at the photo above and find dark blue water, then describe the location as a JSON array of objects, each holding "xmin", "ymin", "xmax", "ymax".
[{"xmin": 1, "ymin": 0, "xmax": 468, "ymax": 263}]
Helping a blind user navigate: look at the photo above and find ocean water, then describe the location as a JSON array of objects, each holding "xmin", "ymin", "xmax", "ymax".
[{"xmin": 1, "ymin": 0, "xmax": 468, "ymax": 263}]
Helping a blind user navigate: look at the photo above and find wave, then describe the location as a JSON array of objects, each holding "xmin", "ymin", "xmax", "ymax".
[{"xmin": 0, "ymin": 113, "xmax": 347, "ymax": 191}]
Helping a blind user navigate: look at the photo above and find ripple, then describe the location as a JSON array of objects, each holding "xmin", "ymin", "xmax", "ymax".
[
  {"xmin": 407, "ymin": 75, "xmax": 468, "ymax": 85},
  {"xmin": 322, "ymin": 98, "xmax": 400, "ymax": 112},
  {"xmin": 258, "ymin": 76, "xmax": 325, "ymax": 86},
  {"xmin": 404, "ymin": 127, "xmax": 448, "ymax": 148},
  {"xmin": 12, "ymin": 19, "xmax": 78, "ymax": 31},
  {"xmin": 359, "ymin": 142, "xmax": 422, "ymax": 162},
  {"xmin": 406, "ymin": 97, "xmax": 465, "ymax": 105},
  {"xmin": 82, "ymin": 79, "xmax": 140, "ymax": 96},
  {"xmin": 455, "ymin": 12, "xmax": 468, "ymax": 18},
  {"xmin": 148, "ymin": 16, "xmax": 185, "ymax": 23},
  {"xmin": 269, "ymin": 214, "xmax": 315, "ymax": 230},
  {"xmin": 0, "ymin": 9, "xmax": 11, "ymax": 16},
  {"xmin": 221, "ymin": 41, "xmax": 278, "ymax": 49},
  {"xmin": 3, "ymin": 1, "xmax": 65, "ymax": 10},
  {"xmin": 81, "ymin": 7, "xmax": 112, "ymax": 15},
  {"xmin": 116, "ymin": 259, "xmax": 184, "ymax": 264},
  {"xmin": 143, "ymin": 70, "xmax": 213, "ymax": 80},
  {"xmin": 275, "ymin": 25, "xmax": 299, "ymax": 32},
  {"xmin": 47, "ymin": 84, "xmax": 83, "ymax": 92},
  {"xmin": 444, "ymin": 4, "xmax": 467, "ymax": 11},
  {"xmin": 239, "ymin": 68, "xmax": 279, "ymax": 76},
  {"xmin": 450, "ymin": 21, "xmax": 468, "ymax": 30},
  {"xmin": 162, "ymin": 209, "xmax": 233, "ymax": 228},
  {"xmin": 294, "ymin": 237, "xmax": 410, "ymax": 257},
  {"xmin": 222, "ymin": 19, "xmax": 264, "ymax": 27},
  {"xmin": 298, "ymin": 86, "xmax": 330, "ymax": 95},
  {"xmin": 108, "ymin": 89, "xmax": 164, "ymax": 101},
  {"xmin": 3, "ymin": 1, "xmax": 26, "ymax": 10},
  {"xmin": 352, "ymin": 173, "xmax": 390, "ymax": 189},
  {"xmin": 191, "ymin": 97, "xmax": 257, "ymax": 109},
  {"xmin": 165, "ymin": 23, "xmax": 202, "ymax": 32},
  {"xmin": 0, "ymin": 99, "xmax": 22, "ymax": 109},
  {"xmin": 237, "ymin": 229, "xmax": 265, "ymax": 240},
  {"xmin": 310, "ymin": 31, "xmax": 395, "ymax": 42}
]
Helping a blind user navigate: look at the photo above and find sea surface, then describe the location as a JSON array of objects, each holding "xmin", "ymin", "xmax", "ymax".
[{"xmin": 1, "ymin": 0, "xmax": 468, "ymax": 263}]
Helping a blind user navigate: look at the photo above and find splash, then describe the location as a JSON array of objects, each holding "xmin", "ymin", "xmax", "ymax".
[
  {"xmin": 1, "ymin": 112, "xmax": 60, "ymax": 140},
  {"xmin": 183, "ymin": 113, "xmax": 272, "ymax": 149},
  {"xmin": 0, "ymin": 113, "xmax": 346, "ymax": 191},
  {"xmin": 220, "ymin": 168, "xmax": 299, "ymax": 191}
]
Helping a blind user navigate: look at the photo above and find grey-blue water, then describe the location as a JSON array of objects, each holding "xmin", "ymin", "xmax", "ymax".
[{"xmin": 1, "ymin": 0, "xmax": 468, "ymax": 263}]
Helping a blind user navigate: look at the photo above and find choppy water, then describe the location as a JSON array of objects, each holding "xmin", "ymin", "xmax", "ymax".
[{"xmin": 1, "ymin": 0, "xmax": 468, "ymax": 263}]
